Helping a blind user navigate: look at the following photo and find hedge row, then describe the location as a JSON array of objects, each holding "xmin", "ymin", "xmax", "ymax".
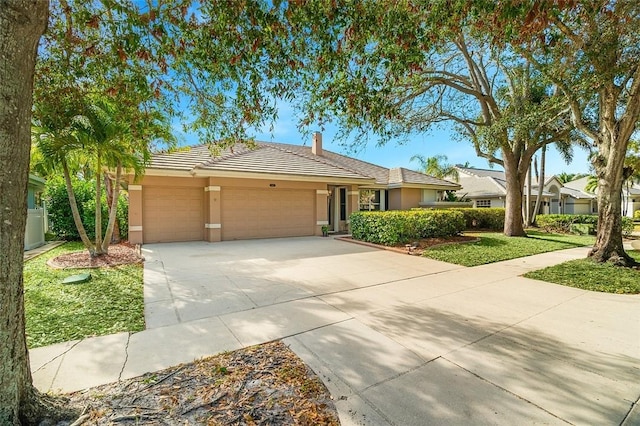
[
  {"xmin": 350, "ymin": 210, "xmax": 465, "ymax": 246},
  {"xmin": 451, "ymin": 208, "xmax": 505, "ymax": 231},
  {"xmin": 536, "ymin": 214, "xmax": 634, "ymax": 236}
]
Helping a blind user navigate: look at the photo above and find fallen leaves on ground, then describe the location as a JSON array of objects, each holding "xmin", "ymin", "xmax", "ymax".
[
  {"xmin": 47, "ymin": 243, "xmax": 142, "ymax": 269},
  {"xmin": 61, "ymin": 341, "xmax": 339, "ymax": 425}
]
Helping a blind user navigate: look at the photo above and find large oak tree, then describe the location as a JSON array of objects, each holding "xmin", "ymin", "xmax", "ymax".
[
  {"xmin": 476, "ymin": 0, "xmax": 640, "ymax": 264},
  {"xmin": 1, "ymin": 2, "xmax": 53, "ymax": 424},
  {"xmin": 286, "ymin": 3, "xmax": 577, "ymax": 236}
]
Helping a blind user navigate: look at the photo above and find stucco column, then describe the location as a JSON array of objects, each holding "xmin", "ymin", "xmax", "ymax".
[
  {"xmin": 128, "ymin": 183, "xmax": 143, "ymax": 244},
  {"xmin": 315, "ymin": 188, "xmax": 329, "ymax": 236},
  {"xmin": 205, "ymin": 182, "xmax": 221, "ymax": 242},
  {"xmin": 347, "ymin": 186, "xmax": 360, "ymax": 229}
]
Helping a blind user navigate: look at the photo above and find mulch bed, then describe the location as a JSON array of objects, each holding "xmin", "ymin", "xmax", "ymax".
[
  {"xmin": 337, "ymin": 235, "xmax": 479, "ymax": 256},
  {"xmin": 47, "ymin": 243, "xmax": 143, "ymax": 269},
  {"xmin": 62, "ymin": 341, "xmax": 339, "ymax": 425}
]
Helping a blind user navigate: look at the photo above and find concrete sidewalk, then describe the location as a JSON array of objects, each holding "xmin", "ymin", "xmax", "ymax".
[{"xmin": 30, "ymin": 239, "xmax": 640, "ymax": 425}]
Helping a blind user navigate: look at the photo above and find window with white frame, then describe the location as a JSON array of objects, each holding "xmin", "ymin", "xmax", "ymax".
[
  {"xmin": 476, "ymin": 199, "xmax": 491, "ymax": 208},
  {"xmin": 359, "ymin": 190, "xmax": 380, "ymax": 211}
]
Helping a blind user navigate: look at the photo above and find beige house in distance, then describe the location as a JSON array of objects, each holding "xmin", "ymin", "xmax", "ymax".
[{"xmin": 127, "ymin": 133, "xmax": 460, "ymax": 244}]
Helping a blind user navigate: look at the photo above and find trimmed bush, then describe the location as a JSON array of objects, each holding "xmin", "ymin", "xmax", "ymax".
[
  {"xmin": 451, "ymin": 208, "xmax": 505, "ymax": 231},
  {"xmin": 536, "ymin": 214, "xmax": 633, "ymax": 237},
  {"xmin": 634, "ymin": 210, "xmax": 640, "ymax": 220},
  {"xmin": 350, "ymin": 210, "xmax": 465, "ymax": 246}
]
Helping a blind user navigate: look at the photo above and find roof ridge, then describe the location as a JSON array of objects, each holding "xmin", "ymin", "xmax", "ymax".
[{"xmin": 261, "ymin": 142, "xmax": 375, "ymax": 179}]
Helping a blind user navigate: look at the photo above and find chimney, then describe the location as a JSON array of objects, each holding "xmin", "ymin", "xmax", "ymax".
[{"xmin": 312, "ymin": 132, "xmax": 323, "ymax": 156}]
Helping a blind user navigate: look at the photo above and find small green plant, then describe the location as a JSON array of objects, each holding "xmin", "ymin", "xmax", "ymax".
[
  {"xmin": 321, "ymin": 224, "xmax": 329, "ymax": 236},
  {"xmin": 142, "ymin": 374, "xmax": 158, "ymax": 385}
]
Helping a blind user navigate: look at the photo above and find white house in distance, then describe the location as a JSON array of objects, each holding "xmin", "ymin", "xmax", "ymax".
[
  {"xmin": 564, "ymin": 175, "xmax": 640, "ymax": 217},
  {"xmin": 455, "ymin": 166, "xmax": 597, "ymax": 215}
]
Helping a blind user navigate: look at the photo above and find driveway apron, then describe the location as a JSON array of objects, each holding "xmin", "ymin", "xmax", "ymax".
[{"xmin": 30, "ymin": 237, "xmax": 640, "ymax": 425}]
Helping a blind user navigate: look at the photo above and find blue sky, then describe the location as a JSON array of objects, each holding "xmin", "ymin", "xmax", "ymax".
[{"xmin": 177, "ymin": 102, "xmax": 593, "ymax": 177}]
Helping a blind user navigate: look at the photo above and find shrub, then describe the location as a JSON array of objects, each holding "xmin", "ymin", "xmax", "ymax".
[
  {"xmin": 451, "ymin": 208, "xmax": 505, "ymax": 231},
  {"xmin": 622, "ymin": 217, "xmax": 634, "ymax": 236},
  {"xmin": 350, "ymin": 210, "xmax": 465, "ymax": 245},
  {"xmin": 45, "ymin": 176, "xmax": 128, "ymax": 241},
  {"xmin": 536, "ymin": 214, "xmax": 633, "ymax": 237},
  {"xmin": 634, "ymin": 210, "xmax": 640, "ymax": 220}
]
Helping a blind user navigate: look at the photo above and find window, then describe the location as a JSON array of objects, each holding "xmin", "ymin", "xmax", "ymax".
[
  {"xmin": 359, "ymin": 190, "xmax": 380, "ymax": 211},
  {"xmin": 476, "ymin": 199, "xmax": 491, "ymax": 208},
  {"xmin": 340, "ymin": 188, "xmax": 347, "ymax": 220}
]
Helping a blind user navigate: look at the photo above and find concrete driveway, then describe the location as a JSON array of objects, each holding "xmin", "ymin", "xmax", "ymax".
[{"xmin": 31, "ymin": 237, "xmax": 640, "ymax": 425}]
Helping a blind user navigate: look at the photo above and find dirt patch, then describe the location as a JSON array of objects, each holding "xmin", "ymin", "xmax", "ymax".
[
  {"xmin": 47, "ymin": 243, "xmax": 142, "ymax": 269},
  {"xmin": 337, "ymin": 235, "xmax": 479, "ymax": 256},
  {"xmin": 60, "ymin": 341, "xmax": 338, "ymax": 425}
]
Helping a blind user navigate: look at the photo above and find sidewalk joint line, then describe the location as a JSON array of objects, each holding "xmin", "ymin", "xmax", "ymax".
[
  {"xmin": 441, "ymin": 357, "xmax": 573, "ymax": 425},
  {"xmin": 620, "ymin": 391, "xmax": 640, "ymax": 425}
]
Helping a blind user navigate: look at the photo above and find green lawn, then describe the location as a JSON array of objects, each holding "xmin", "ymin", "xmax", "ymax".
[
  {"xmin": 423, "ymin": 230, "xmax": 595, "ymax": 267},
  {"xmin": 23, "ymin": 242, "xmax": 144, "ymax": 348},
  {"xmin": 524, "ymin": 251, "xmax": 640, "ymax": 294}
]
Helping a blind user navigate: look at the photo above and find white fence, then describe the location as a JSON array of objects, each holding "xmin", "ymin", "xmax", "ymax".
[{"xmin": 25, "ymin": 208, "xmax": 45, "ymax": 250}]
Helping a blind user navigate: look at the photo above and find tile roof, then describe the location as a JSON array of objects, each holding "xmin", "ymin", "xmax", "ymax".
[
  {"xmin": 456, "ymin": 166, "xmax": 558, "ymax": 198},
  {"xmin": 146, "ymin": 141, "xmax": 459, "ymax": 188},
  {"xmin": 388, "ymin": 167, "xmax": 459, "ymax": 188},
  {"xmin": 560, "ymin": 186, "xmax": 596, "ymax": 199}
]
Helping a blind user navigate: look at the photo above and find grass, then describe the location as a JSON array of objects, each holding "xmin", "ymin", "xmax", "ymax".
[
  {"xmin": 23, "ymin": 242, "xmax": 144, "ymax": 348},
  {"xmin": 423, "ymin": 230, "xmax": 595, "ymax": 267},
  {"xmin": 524, "ymin": 251, "xmax": 640, "ymax": 294}
]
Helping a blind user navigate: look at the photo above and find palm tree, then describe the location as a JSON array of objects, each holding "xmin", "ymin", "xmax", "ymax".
[
  {"xmin": 556, "ymin": 172, "xmax": 588, "ymax": 184},
  {"xmin": 33, "ymin": 98, "xmax": 165, "ymax": 256},
  {"xmin": 410, "ymin": 154, "xmax": 459, "ymax": 181}
]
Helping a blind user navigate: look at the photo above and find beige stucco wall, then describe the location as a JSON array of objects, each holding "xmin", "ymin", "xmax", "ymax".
[
  {"xmin": 564, "ymin": 199, "xmax": 592, "ymax": 215},
  {"xmin": 388, "ymin": 188, "xmax": 423, "ymax": 210},
  {"xmin": 128, "ymin": 174, "xmax": 330, "ymax": 243}
]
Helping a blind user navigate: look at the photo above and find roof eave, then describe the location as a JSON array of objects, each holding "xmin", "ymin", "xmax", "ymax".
[{"xmin": 140, "ymin": 168, "xmax": 376, "ymax": 185}]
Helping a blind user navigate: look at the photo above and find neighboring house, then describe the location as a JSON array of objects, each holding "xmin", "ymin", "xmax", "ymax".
[
  {"xmin": 564, "ymin": 176, "xmax": 640, "ymax": 217},
  {"xmin": 25, "ymin": 174, "xmax": 47, "ymax": 250},
  {"xmin": 623, "ymin": 184, "xmax": 640, "ymax": 217},
  {"xmin": 456, "ymin": 166, "xmax": 593, "ymax": 214},
  {"xmin": 561, "ymin": 176, "xmax": 597, "ymax": 215},
  {"xmin": 126, "ymin": 133, "xmax": 460, "ymax": 244}
]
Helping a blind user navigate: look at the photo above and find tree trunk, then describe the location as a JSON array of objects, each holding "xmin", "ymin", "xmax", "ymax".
[
  {"xmin": 94, "ymin": 151, "xmax": 104, "ymax": 255},
  {"xmin": 101, "ymin": 163, "xmax": 122, "ymax": 252},
  {"xmin": 532, "ymin": 145, "xmax": 546, "ymax": 225},
  {"xmin": 62, "ymin": 159, "xmax": 96, "ymax": 255},
  {"xmin": 104, "ymin": 171, "xmax": 121, "ymax": 244},
  {"xmin": 524, "ymin": 161, "xmax": 532, "ymax": 226},
  {"xmin": 0, "ymin": 2, "xmax": 76, "ymax": 424},
  {"xmin": 589, "ymin": 142, "xmax": 634, "ymax": 265},
  {"xmin": 502, "ymin": 156, "xmax": 527, "ymax": 236}
]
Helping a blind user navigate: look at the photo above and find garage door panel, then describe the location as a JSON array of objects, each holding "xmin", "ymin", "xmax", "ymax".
[
  {"xmin": 143, "ymin": 187, "xmax": 203, "ymax": 243},
  {"xmin": 222, "ymin": 188, "xmax": 315, "ymax": 240}
]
